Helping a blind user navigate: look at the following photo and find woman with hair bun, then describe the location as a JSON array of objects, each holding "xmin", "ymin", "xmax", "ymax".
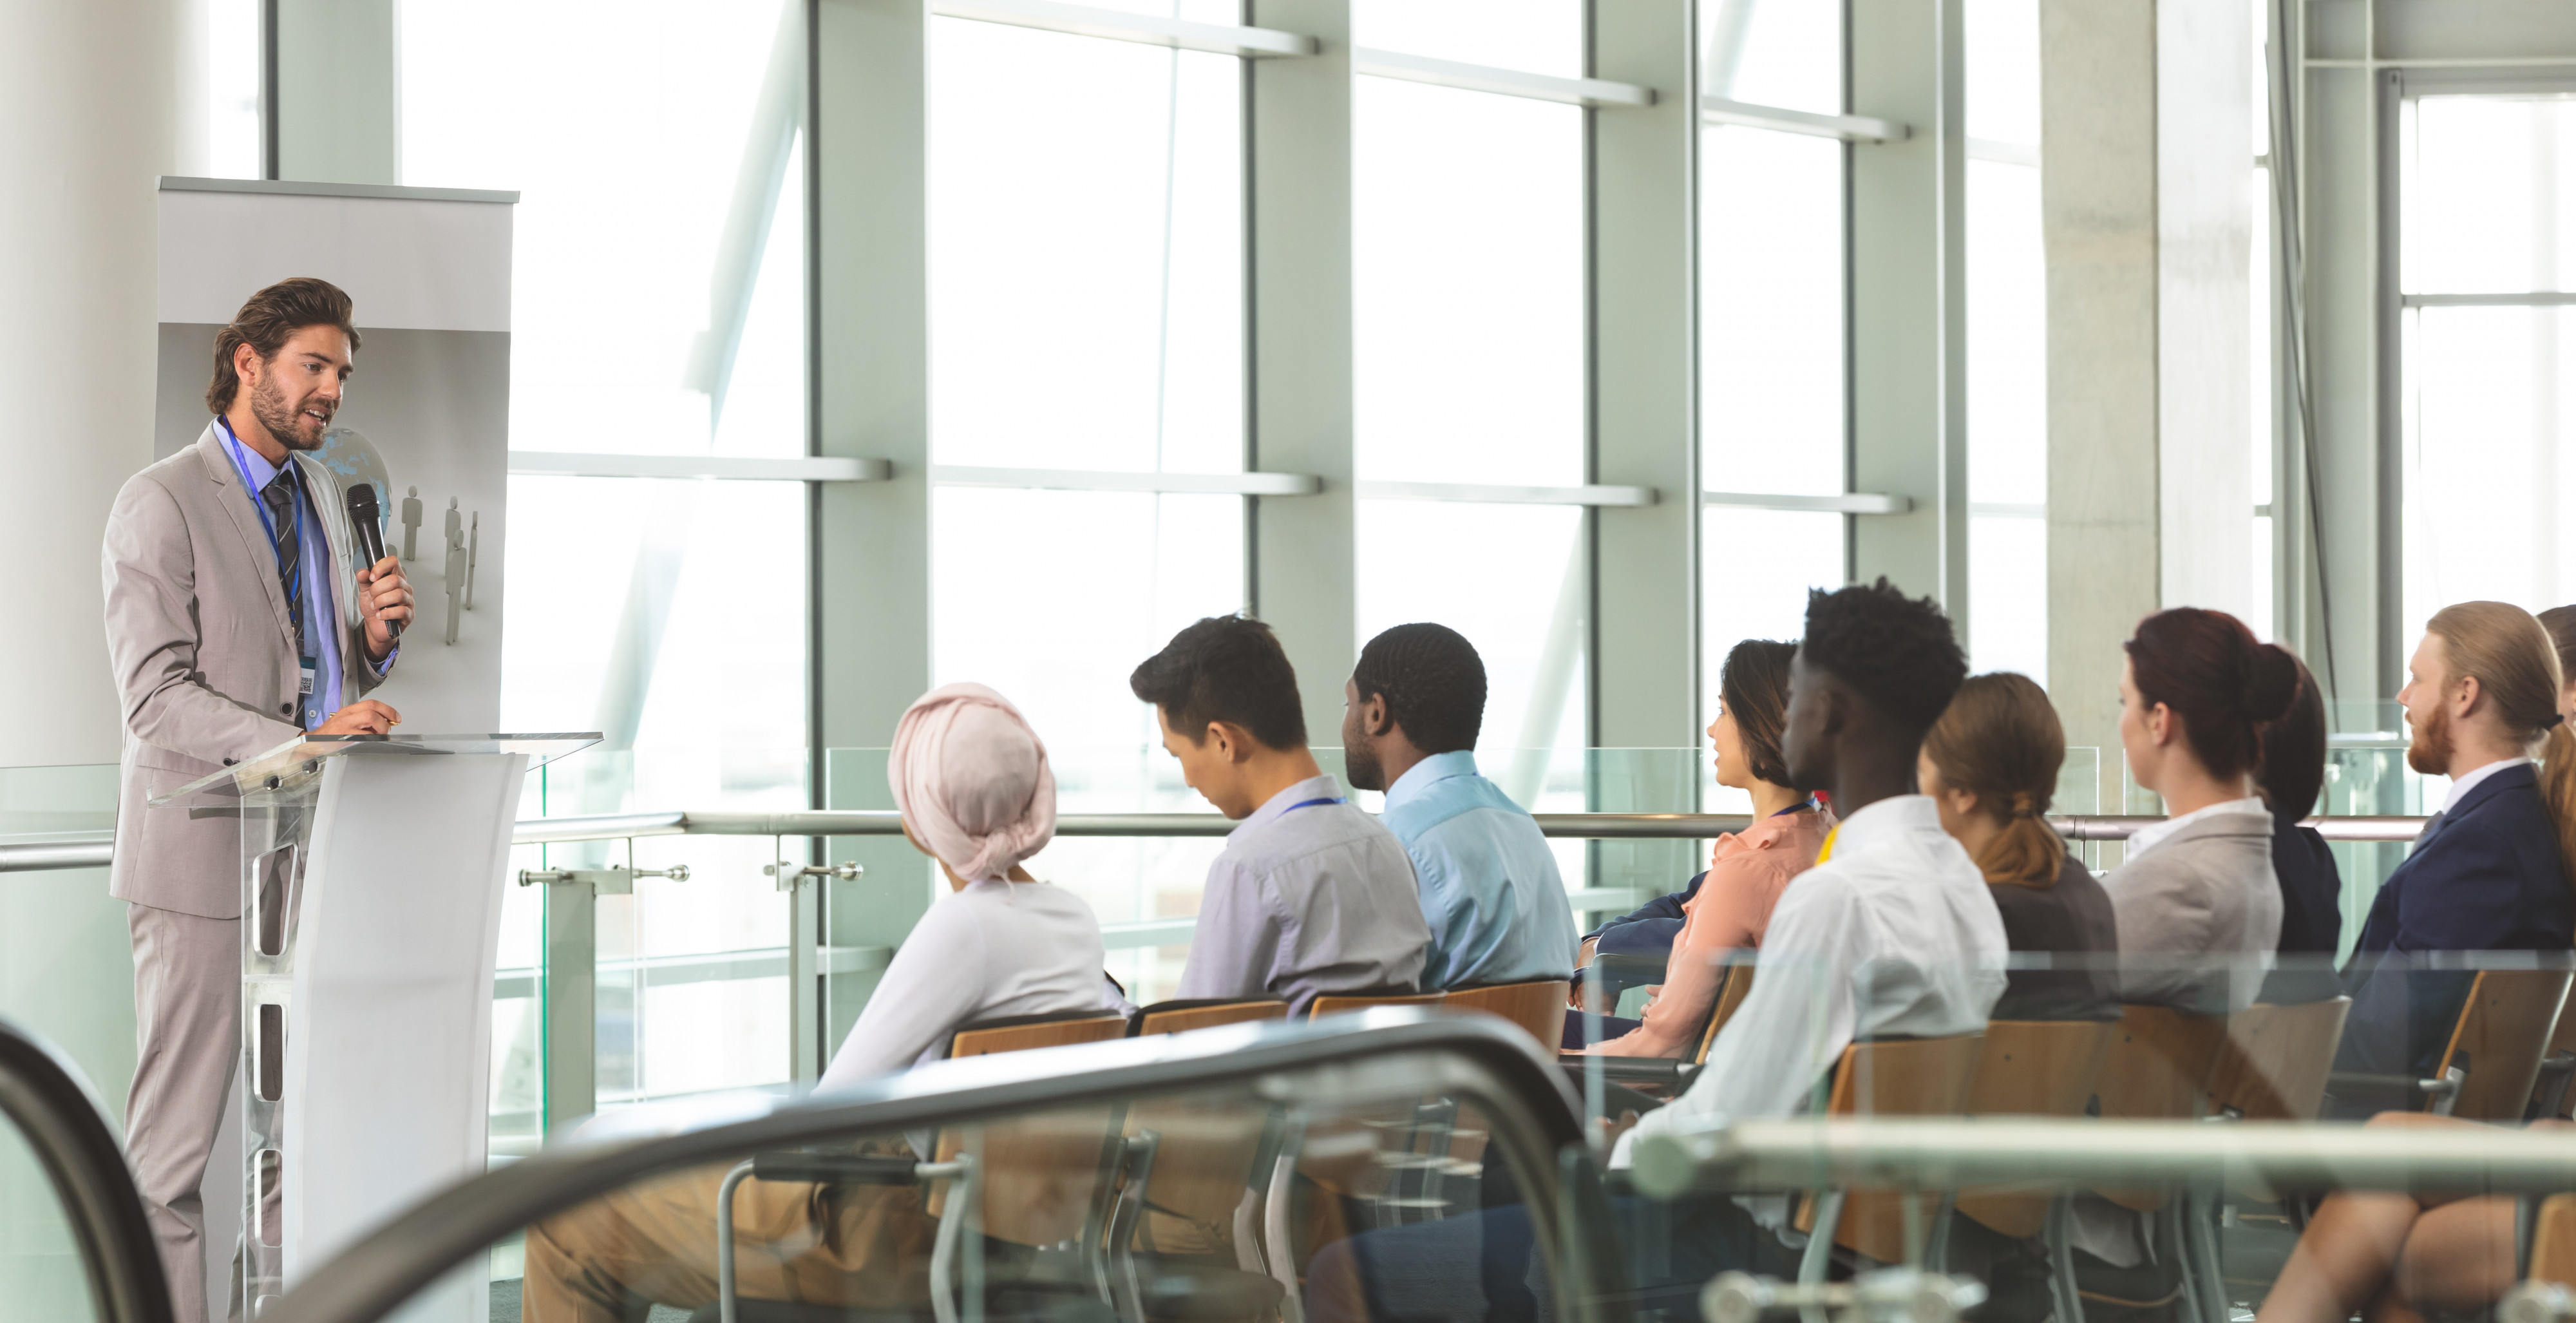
[
  {"xmin": 2104, "ymin": 607, "xmax": 2296, "ymax": 1016},
  {"xmin": 1918, "ymin": 672, "xmax": 2119, "ymax": 1022}
]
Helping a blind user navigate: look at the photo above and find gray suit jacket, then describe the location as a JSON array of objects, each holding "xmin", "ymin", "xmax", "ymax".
[
  {"xmin": 101, "ymin": 422, "xmax": 390, "ymax": 918},
  {"xmin": 2101, "ymin": 809, "xmax": 2284, "ymax": 1016}
]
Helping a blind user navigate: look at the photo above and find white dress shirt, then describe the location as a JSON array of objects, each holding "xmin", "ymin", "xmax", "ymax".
[
  {"xmin": 2123, "ymin": 795, "xmax": 2270, "ymax": 859},
  {"xmin": 817, "ymin": 877, "xmax": 1125, "ymax": 1092},
  {"xmin": 1612, "ymin": 794, "xmax": 2008, "ymax": 1170},
  {"xmin": 1176, "ymin": 774, "xmax": 1430, "ymax": 1015}
]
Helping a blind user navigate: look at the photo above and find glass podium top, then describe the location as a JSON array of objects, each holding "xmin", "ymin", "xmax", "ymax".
[{"xmin": 147, "ymin": 732, "xmax": 601, "ymax": 806}]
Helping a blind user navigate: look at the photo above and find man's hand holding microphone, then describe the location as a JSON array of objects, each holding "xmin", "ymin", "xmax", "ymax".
[{"xmin": 312, "ymin": 483, "xmax": 414, "ymax": 738}]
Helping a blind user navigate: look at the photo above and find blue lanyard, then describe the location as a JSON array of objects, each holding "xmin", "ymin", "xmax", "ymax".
[
  {"xmin": 216, "ymin": 419, "xmax": 309, "ymax": 647},
  {"xmin": 1282, "ymin": 797, "xmax": 1346, "ymax": 814}
]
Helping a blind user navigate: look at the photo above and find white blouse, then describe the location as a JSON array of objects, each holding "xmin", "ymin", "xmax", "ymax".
[{"xmin": 815, "ymin": 877, "xmax": 1128, "ymax": 1092}]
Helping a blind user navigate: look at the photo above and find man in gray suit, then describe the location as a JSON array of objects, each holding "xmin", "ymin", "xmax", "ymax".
[{"xmin": 101, "ymin": 277, "xmax": 414, "ymax": 1322}]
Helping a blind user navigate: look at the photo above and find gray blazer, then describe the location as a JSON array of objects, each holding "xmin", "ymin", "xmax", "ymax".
[
  {"xmin": 100, "ymin": 422, "xmax": 390, "ymax": 918},
  {"xmin": 2100, "ymin": 809, "xmax": 2284, "ymax": 1016}
]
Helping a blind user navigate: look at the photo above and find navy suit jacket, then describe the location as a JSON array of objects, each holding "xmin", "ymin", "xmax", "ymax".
[{"xmin": 2334, "ymin": 763, "xmax": 2574, "ymax": 1079}]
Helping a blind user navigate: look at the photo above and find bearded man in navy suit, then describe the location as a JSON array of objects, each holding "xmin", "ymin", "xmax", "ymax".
[{"xmin": 2333, "ymin": 602, "xmax": 2576, "ymax": 1093}]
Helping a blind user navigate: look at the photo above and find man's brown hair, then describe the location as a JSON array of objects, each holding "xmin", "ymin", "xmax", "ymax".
[{"xmin": 205, "ymin": 277, "xmax": 361, "ymax": 413}]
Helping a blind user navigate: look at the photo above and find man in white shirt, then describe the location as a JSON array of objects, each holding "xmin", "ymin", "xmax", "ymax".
[{"xmin": 1132, "ymin": 615, "xmax": 1428, "ymax": 1014}]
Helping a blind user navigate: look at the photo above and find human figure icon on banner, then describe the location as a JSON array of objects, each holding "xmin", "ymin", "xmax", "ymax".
[
  {"xmin": 401, "ymin": 486, "xmax": 422, "ymax": 561},
  {"xmin": 443, "ymin": 497, "xmax": 466, "ymax": 645},
  {"xmin": 466, "ymin": 511, "xmax": 480, "ymax": 611}
]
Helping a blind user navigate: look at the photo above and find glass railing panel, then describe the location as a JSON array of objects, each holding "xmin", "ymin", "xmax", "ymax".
[
  {"xmin": 0, "ymin": 763, "xmax": 131, "ymax": 1142},
  {"xmin": 316, "ymin": 1018, "xmax": 1582, "ymax": 1323}
]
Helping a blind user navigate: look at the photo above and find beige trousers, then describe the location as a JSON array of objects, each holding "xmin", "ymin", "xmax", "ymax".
[
  {"xmin": 524, "ymin": 1163, "xmax": 942, "ymax": 1322},
  {"xmin": 124, "ymin": 904, "xmax": 239, "ymax": 1323}
]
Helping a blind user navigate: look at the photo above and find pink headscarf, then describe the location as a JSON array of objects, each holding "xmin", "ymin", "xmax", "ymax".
[{"xmin": 887, "ymin": 683, "xmax": 1057, "ymax": 882}]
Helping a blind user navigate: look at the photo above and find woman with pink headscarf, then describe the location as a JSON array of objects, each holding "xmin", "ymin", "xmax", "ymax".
[
  {"xmin": 523, "ymin": 683, "xmax": 1122, "ymax": 1322},
  {"xmin": 817, "ymin": 682, "xmax": 1126, "ymax": 1090}
]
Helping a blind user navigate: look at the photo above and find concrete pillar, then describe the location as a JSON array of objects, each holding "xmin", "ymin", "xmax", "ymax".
[
  {"xmin": 2041, "ymin": 0, "xmax": 2253, "ymax": 810},
  {"xmin": 0, "ymin": 0, "xmax": 182, "ymax": 768}
]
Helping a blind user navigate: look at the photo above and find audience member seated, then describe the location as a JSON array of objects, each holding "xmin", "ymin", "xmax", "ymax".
[
  {"xmin": 1340, "ymin": 622, "xmax": 1576, "ymax": 991},
  {"xmin": 2334, "ymin": 602, "xmax": 2576, "ymax": 1090},
  {"xmin": 1918, "ymin": 671, "xmax": 2119, "ymax": 1022},
  {"xmin": 1571, "ymin": 638, "xmax": 1830, "ymax": 1054},
  {"xmin": 2076, "ymin": 609, "xmax": 2295, "ymax": 1275},
  {"xmin": 1133, "ymin": 614, "xmax": 1428, "ymax": 1015},
  {"xmin": 2255, "ymin": 1113, "xmax": 2568, "ymax": 1323},
  {"xmin": 525, "ymin": 683, "xmax": 1114, "ymax": 1320},
  {"xmin": 2262, "ymin": 654, "xmax": 2345, "ymax": 1003},
  {"xmin": 1308, "ymin": 580, "xmax": 2002, "ymax": 1322},
  {"xmin": 2101, "ymin": 607, "xmax": 2293, "ymax": 1018}
]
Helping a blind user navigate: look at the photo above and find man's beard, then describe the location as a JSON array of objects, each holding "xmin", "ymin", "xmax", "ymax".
[
  {"xmin": 1344, "ymin": 741, "xmax": 1385, "ymax": 792},
  {"xmin": 251, "ymin": 373, "xmax": 330, "ymax": 452},
  {"xmin": 2407, "ymin": 700, "xmax": 2454, "ymax": 776}
]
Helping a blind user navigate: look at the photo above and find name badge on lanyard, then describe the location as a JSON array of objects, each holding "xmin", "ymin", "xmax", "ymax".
[{"xmin": 299, "ymin": 658, "xmax": 317, "ymax": 699}]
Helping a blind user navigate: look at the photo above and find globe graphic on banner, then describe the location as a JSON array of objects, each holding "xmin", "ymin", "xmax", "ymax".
[{"xmin": 312, "ymin": 426, "xmax": 393, "ymax": 527}]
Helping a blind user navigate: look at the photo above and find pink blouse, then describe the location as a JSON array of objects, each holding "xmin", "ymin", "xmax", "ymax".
[{"xmin": 1584, "ymin": 806, "xmax": 1833, "ymax": 1059}]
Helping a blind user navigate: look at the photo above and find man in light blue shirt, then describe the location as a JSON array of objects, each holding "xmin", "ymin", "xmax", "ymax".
[{"xmin": 1342, "ymin": 623, "xmax": 1578, "ymax": 990}]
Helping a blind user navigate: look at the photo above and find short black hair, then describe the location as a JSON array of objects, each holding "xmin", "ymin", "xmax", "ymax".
[
  {"xmin": 1352, "ymin": 623, "xmax": 1487, "ymax": 755},
  {"xmin": 1130, "ymin": 615, "xmax": 1308, "ymax": 750},
  {"xmin": 1800, "ymin": 578, "xmax": 1967, "ymax": 732}
]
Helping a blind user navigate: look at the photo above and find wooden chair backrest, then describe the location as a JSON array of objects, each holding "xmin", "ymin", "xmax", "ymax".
[
  {"xmin": 931, "ymin": 1011, "xmax": 1130, "ymax": 1242},
  {"xmin": 2438, "ymin": 969, "xmax": 2573, "ymax": 1121},
  {"xmin": 1696, "ymin": 964, "xmax": 1756, "ymax": 1065},
  {"xmin": 1792, "ymin": 1034, "xmax": 1987, "ymax": 1263},
  {"xmin": 1118, "ymin": 1098, "xmax": 1274, "ymax": 1256},
  {"xmin": 947, "ymin": 1011, "xmax": 1132, "ymax": 1058},
  {"xmin": 1443, "ymin": 980, "xmax": 1572, "ymax": 1052},
  {"xmin": 2532, "ymin": 1194, "xmax": 2576, "ymax": 1286},
  {"xmin": 1132, "ymin": 998, "xmax": 1289, "ymax": 1036},
  {"xmin": 2208, "ymin": 998, "xmax": 2352, "ymax": 1121},
  {"xmin": 1953, "ymin": 1020, "xmax": 2119, "ymax": 1239},
  {"xmin": 1307, "ymin": 989, "xmax": 1444, "ymax": 1019},
  {"xmin": 2093, "ymin": 1004, "xmax": 2229, "ymax": 1212}
]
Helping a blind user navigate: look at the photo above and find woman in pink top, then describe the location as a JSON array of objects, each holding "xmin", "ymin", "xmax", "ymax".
[{"xmin": 1583, "ymin": 640, "xmax": 1832, "ymax": 1058}]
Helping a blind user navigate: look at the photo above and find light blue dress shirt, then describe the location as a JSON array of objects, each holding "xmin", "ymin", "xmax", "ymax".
[
  {"xmin": 216, "ymin": 419, "xmax": 390, "ymax": 725},
  {"xmin": 1378, "ymin": 750, "xmax": 1579, "ymax": 989}
]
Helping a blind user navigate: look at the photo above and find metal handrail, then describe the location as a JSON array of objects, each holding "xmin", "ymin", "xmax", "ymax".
[
  {"xmin": 0, "ymin": 809, "xmax": 2433, "ymax": 873},
  {"xmin": 1625, "ymin": 1114, "xmax": 2576, "ymax": 1200},
  {"xmin": 260, "ymin": 1012, "xmax": 1578, "ymax": 1323}
]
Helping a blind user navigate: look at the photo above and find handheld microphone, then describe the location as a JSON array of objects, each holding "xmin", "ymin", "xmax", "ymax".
[{"xmin": 344, "ymin": 483, "xmax": 402, "ymax": 641}]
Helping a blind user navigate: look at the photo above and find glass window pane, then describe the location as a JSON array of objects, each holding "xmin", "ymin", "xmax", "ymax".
[
  {"xmin": 1354, "ymin": 79, "xmax": 1583, "ymax": 487},
  {"xmin": 1701, "ymin": 128, "xmax": 1844, "ymax": 493},
  {"xmin": 1703, "ymin": 0, "xmax": 1842, "ymax": 117},
  {"xmin": 2404, "ymin": 95, "xmax": 2576, "ymax": 295},
  {"xmin": 1355, "ymin": 0, "xmax": 1580, "ymax": 78},
  {"xmin": 2400, "ymin": 305, "xmax": 2576, "ymax": 628},
  {"xmin": 929, "ymin": 19, "xmax": 1244, "ymax": 474},
  {"xmin": 1966, "ymin": 0, "xmax": 2045, "ymax": 679},
  {"xmin": 400, "ymin": 0, "xmax": 808, "ymax": 458}
]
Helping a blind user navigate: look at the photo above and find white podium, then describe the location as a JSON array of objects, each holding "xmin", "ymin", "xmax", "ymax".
[{"xmin": 155, "ymin": 733, "xmax": 595, "ymax": 1317}]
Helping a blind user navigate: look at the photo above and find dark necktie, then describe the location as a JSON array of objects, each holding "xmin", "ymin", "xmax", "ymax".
[{"xmin": 260, "ymin": 468, "xmax": 305, "ymax": 658}]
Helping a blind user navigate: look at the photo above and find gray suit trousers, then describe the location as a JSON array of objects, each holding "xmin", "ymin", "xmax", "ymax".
[{"xmin": 126, "ymin": 903, "xmax": 237, "ymax": 1323}]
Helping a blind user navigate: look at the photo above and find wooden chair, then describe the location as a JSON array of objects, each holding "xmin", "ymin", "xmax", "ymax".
[
  {"xmin": 1443, "ymin": 979, "xmax": 1571, "ymax": 1051},
  {"xmin": 1128, "ymin": 998, "xmax": 1288, "ymax": 1037},
  {"xmin": 2208, "ymin": 998, "xmax": 2353, "ymax": 1123},
  {"xmin": 1792, "ymin": 1033, "xmax": 1988, "ymax": 1280},
  {"xmin": 1950, "ymin": 1020, "xmax": 2117, "ymax": 1323},
  {"xmin": 1306, "ymin": 987, "xmax": 1443, "ymax": 1019},
  {"xmin": 2076, "ymin": 1005, "xmax": 2229, "ymax": 1323},
  {"xmin": 947, "ymin": 1010, "xmax": 1133, "ymax": 1058},
  {"xmin": 1698, "ymin": 961, "xmax": 1756, "ymax": 1063},
  {"xmin": 2528, "ymin": 1002, "xmax": 2576, "ymax": 1119},
  {"xmin": 2329, "ymin": 969, "xmax": 2573, "ymax": 1120},
  {"xmin": 2530, "ymin": 1194, "xmax": 2576, "ymax": 1285},
  {"xmin": 708, "ymin": 1009, "xmax": 1132, "ymax": 1323}
]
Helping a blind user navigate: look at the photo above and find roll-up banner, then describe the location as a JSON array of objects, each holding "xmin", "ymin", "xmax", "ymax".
[
  {"xmin": 154, "ymin": 177, "xmax": 515, "ymax": 1316},
  {"xmin": 155, "ymin": 177, "xmax": 516, "ymax": 731}
]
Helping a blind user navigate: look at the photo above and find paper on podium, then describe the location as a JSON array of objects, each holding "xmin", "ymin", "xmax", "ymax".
[{"xmin": 150, "ymin": 734, "xmax": 596, "ymax": 1317}]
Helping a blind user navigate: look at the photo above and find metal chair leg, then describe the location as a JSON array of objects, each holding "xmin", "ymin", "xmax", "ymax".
[
  {"xmin": 927, "ymin": 1156, "xmax": 980, "ymax": 1323},
  {"xmin": 2186, "ymin": 1192, "xmax": 2230, "ymax": 1323},
  {"xmin": 715, "ymin": 1161, "xmax": 756, "ymax": 1323},
  {"xmin": 1799, "ymin": 1192, "xmax": 1846, "ymax": 1323},
  {"xmin": 2043, "ymin": 1193, "xmax": 2083, "ymax": 1323},
  {"xmin": 1108, "ymin": 1132, "xmax": 1162, "ymax": 1323}
]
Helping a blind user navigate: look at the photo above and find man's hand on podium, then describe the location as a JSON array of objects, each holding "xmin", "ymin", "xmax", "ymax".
[{"xmin": 311, "ymin": 700, "xmax": 401, "ymax": 738}]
